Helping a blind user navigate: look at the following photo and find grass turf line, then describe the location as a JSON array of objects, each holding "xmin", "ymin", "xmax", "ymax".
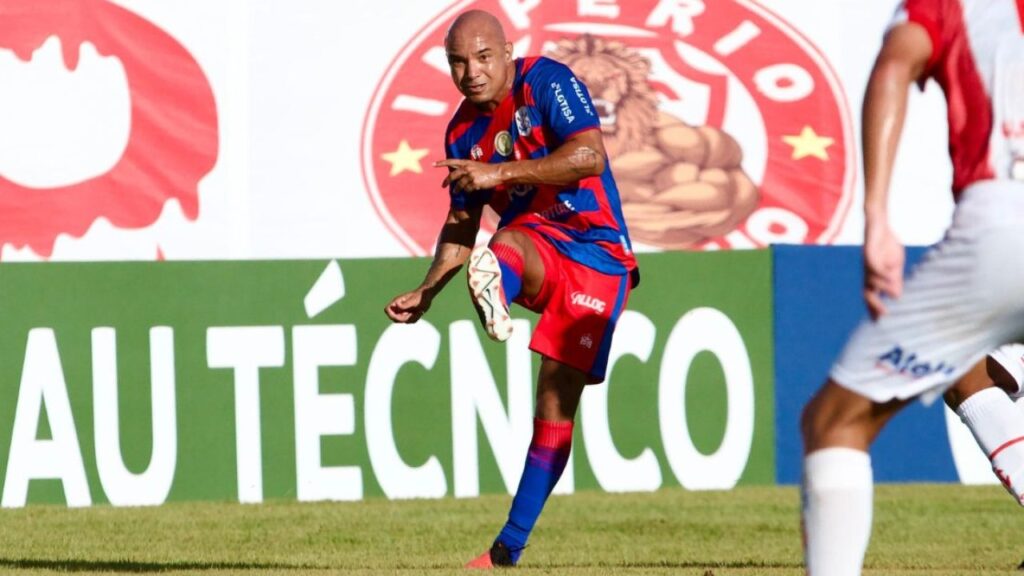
[{"xmin": 0, "ymin": 484, "xmax": 1018, "ymax": 575}]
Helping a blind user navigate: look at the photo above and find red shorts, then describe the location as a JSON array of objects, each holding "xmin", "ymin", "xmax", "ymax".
[{"xmin": 508, "ymin": 226, "xmax": 632, "ymax": 383}]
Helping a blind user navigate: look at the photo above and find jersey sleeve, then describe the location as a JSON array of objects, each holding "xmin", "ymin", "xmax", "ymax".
[
  {"xmin": 888, "ymin": 0, "xmax": 947, "ymax": 82},
  {"xmin": 530, "ymin": 58, "xmax": 601, "ymax": 142}
]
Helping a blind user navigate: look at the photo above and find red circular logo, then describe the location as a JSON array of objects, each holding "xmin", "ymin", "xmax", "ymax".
[
  {"xmin": 0, "ymin": 0, "xmax": 218, "ymax": 258},
  {"xmin": 362, "ymin": 0, "xmax": 853, "ymax": 254}
]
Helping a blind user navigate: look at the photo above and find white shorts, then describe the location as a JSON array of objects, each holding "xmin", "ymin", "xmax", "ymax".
[{"xmin": 831, "ymin": 180, "xmax": 1024, "ymax": 405}]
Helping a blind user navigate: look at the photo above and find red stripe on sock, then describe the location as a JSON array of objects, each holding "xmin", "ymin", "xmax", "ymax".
[
  {"xmin": 491, "ymin": 242, "xmax": 524, "ymax": 276},
  {"xmin": 990, "ymin": 435, "xmax": 1024, "ymax": 460},
  {"xmin": 532, "ymin": 418, "xmax": 573, "ymax": 451}
]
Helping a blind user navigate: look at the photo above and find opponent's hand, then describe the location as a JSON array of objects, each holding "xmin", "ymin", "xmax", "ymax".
[
  {"xmin": 385, "ymin": 289, "xmax": 433, "ymax": 323},
  {"xmin": 863, "ymin": 221, "xmax": 904, "ymax": 320},
  {"xmin": 435, "ymin": 159, "xmax": 504, "ymax": 192}
]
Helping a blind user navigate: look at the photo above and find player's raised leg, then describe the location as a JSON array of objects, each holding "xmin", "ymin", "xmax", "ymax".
[
  {"xmin": 466, "ymin": 229, "xmax": 545, "ymax": 342},
  {"xmin": 945, "ymin": 355, "xmax": 1024, "ymax": 504}
]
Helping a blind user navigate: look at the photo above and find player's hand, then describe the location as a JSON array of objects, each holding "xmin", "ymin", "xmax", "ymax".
[
  {"xmin": 435, "ymin": 159, "xmax": 504, "ymax": 192},
  {"xmin": 385, "ymin": 289, "xmax": 433, "ymax": 323},
  {"xmin": 862, "ymin": 221, "xmax": 904, "ymax": 320}
]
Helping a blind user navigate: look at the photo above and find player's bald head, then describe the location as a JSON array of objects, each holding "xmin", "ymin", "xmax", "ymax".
[
  {"xmin": 443, "ymin": 9, "xmax": 514, "ymax": 110},
  {"xmin": 445, "ymin": 10, "xmax": 507, "ymax": 51}
]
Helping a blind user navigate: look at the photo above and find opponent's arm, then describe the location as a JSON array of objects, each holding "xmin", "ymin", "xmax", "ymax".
[
  {"xmin": 861, "ymin": 22, "xmax": 932, "ymax": 319},
  {"xmin": 435, "ymin": 128, "xmax": 606, "ymax": 191},
  {"xmin": 385, "ymin": 205, "xmax": 483, "ymax": 323}
]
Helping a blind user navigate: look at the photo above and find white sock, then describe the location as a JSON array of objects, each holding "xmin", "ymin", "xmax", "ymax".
[
  {"xmin": 802, "ymin": 447, "xmax": 873, "ymax": 576},
  {"xmin": 957, "ymin": 386, "xmax": 1024, "ymax": 504}
]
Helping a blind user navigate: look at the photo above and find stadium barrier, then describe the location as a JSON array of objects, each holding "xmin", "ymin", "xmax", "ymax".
[{"xmin": 0, "ymin": 247, "xmax": 993, "ymax": 507}]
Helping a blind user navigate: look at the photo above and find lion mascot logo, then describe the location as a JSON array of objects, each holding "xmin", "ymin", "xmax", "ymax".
[{"xmin": 546, "ymin": 35, "xmax": 758, "ymax": 250}]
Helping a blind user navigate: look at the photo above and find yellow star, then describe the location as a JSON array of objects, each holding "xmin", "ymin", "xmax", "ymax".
[
  {"xmin": 381, "ymin": 140, "xmax": 430, "ymax": 176},
  {"xmin": 782, "ymin": 126, "xmax": 835, "ymax": 161}
]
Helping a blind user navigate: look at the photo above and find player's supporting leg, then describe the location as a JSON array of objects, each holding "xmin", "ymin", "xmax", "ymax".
[
  {"xmin": 800, "ymin": 381, "xmax": 909, "ymax": 576},
  {"xmin": 498, "ymin": 359, "xmax": 585, "ymax": 561},
  {"xmin": 467, "ymin": 358, "xmax": 586, "ymax": 568},
  {"xmin": 945, "ymin": 357, "xmax": 1024, "ymax": 504}
]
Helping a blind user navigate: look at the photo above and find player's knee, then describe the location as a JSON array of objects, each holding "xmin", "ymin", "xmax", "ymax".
[
  {"xmin": 944, "ymin": 362, "xmax": 992, "ymax": 410},
  {"xmin": 800, "ymin": 390, "xmax": 833, "ymax": 449},
  {"xmin": 800, "ymin": 381, "xmax": 875, "ymax": 452},
  {"xmin": 490, "ymin": 229, "xmax": 529, "ymax": 254},
  {"xmin": 987, "ymin": 352, "xmax": 1023, "ymax": 397}
]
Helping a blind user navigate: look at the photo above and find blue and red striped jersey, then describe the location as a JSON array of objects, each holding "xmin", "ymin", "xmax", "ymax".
[{"xmin": 445, "ymin": 56, "xmax": 638, "ymax": 281}]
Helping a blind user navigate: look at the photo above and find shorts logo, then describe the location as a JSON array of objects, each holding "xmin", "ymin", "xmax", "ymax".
[
  {"xmin": 362, "ymin": 0, "xmax": 853, "ymax": 256},
  {"xmin": 571, "ymin": 291, "xmax": 606, "ymax": 314},
  {"xmin": 515, "ymin": 107, "xmax": 532, "ymax": 134},
  {"xmin": 494, "ymin": 131, "xmax": 513, "ymax": 157},
  {"xmin": 876, "ymin": 346, "xmax": 956, "ymax": 379},
  {"xmin": 579, "ymin": 333, "xmax": 594, "ymax": 349}
]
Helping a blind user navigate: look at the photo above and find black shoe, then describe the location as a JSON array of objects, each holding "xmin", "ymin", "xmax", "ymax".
[
  {"xmin": 489, "ymin": 541, "xmax": 515, "ymax": 567},
  {"xmin": 465, "ymin": 540, "xmax": 518, "ymax": 569}
]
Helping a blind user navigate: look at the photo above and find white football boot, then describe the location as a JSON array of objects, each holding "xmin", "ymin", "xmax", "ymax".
[{"xmin": 467, "ymin": 245, "xmax": 513, "ymax": 342}]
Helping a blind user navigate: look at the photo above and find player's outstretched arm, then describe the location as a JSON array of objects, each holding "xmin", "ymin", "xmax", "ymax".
[
  {"xmin": 385, "ymin": 205, "xmax": 483, "ymax": 323},
  {"xmin": 435, "ymin": 129, "xmax": 606, "ymax": 192},
  {"xmin": 861, "ymin": 22, "xmax": 931, "ymax": 319}
]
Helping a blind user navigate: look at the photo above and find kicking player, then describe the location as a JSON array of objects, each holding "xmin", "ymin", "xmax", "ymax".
[
  {"xmin": 384, "ymin": 9, "xmax": 638, "ymax": 568},
  {"xmin": 800, "ymin": 0, "xmax": 1024, "ymax": 574}
]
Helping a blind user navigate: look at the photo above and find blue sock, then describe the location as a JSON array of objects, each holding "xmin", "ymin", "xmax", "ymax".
[
  {"xmin": 496, "ymin": 419, "xmax": 573, "ymax": 564},
  {"xmin": 498, "ymin": 261, "xmax": 522, "ymax": 302},
  {"xmin": 491, "ymin": 242, "xmax": 524, "ymax": 303}
]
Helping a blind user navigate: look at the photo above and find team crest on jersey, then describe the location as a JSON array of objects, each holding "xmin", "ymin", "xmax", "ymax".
[
  {"xmin": 362, "ymin": 0, "xmax": 853, "ymax": 256},
  {"xmin": 515, "ymin": 107, "xmax": 533, "ymax": 134},
  {"xmin": 494, "ymin": 131, "xmax": 514, "ymax": 157}
]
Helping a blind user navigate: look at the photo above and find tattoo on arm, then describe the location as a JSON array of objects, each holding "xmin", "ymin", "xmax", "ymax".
[
  {"xmin": 567, "ymin": 146, "xmax": 600, "ymax": 176},
  {"xmin": 422, "ymin": 243, "xmax": 468, "ymax": 293}
]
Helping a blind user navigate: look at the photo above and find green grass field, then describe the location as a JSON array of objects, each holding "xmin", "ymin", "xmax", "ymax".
[{"xmin": 0, "ymin": 484, "xmax": 1019, "ymax": 575}]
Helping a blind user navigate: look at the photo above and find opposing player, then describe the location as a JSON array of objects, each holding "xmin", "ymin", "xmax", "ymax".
[
  {"xmin": 384, "ymin": 10, "xmax": 638, "ymax": 568},
  {"xmin": 800, "ymin": 1, "xmax": 1024, "ymax": 573}
]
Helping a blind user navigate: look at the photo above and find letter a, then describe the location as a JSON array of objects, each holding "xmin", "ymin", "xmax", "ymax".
[{"xmin": 3, "ymin": 329, "xmax": 91, "ymax": 507}]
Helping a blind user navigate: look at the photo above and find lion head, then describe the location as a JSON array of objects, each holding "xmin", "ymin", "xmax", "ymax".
[{"xmin": 546, "ymin": 35, "xmax": 659, "ymax": 158}]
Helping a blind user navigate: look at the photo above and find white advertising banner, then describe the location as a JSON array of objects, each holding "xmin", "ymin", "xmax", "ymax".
[{"xmin": 0, "ymin": 0, "xmax": 954, "ymax": 261}]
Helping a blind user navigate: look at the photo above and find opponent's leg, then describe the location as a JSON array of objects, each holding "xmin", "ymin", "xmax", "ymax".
[
  {"xmin": 466, "ymin": 229, "xmax": 545, "ymax": 342},
  {"xmin": 987, "ymin": 343, "xmax": 1024, "ymax": 397},
  {"xmin": 946, "ymin": 358, "xmax": 1024, "ymax": 504},
  {"xmin": 801, "ymin": 381, "xmax": 910, "ymax": 576},
  {"xmin": 467, "ymin": 358, "xmax": 586, "ymax": 568}
]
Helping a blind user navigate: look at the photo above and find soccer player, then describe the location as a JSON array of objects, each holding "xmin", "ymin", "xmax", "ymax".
[
  {"xmin": 800, "ymin": 0, "xmax": 1024, "ymax": 573},
  {"xmin": 384, "ymin": 9, "xmax": 638, "ymax": 568}
]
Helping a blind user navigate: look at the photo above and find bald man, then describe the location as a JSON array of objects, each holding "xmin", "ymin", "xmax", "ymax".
[{"xmin": 386, "ymin": 10, "xmax": 639, "ymax": 569}]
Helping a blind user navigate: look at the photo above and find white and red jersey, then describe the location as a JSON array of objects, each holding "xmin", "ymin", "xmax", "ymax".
[{"xmin": 891, "ymin": 0, "xmax": 1024, "ymax": 197}]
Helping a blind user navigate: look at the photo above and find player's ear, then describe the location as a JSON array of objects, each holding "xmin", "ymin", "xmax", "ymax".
[{"xmin": 504, "ymin": 41, "xmax": 513, "ymax": 62}]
